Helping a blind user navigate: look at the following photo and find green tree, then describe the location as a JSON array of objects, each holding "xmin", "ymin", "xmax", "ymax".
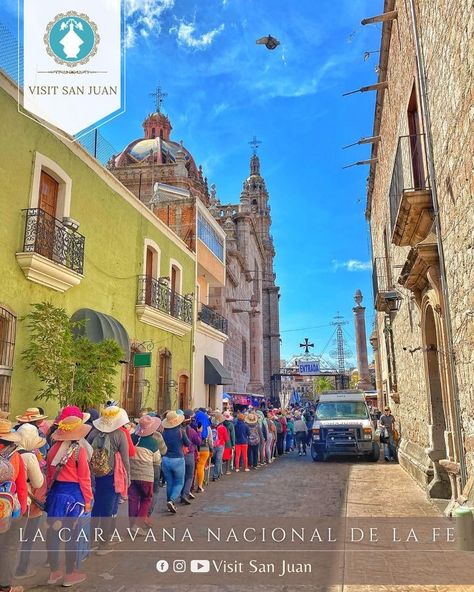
[
  {"xmin": 22, "ymin": 302, "xmax": 123, "ymax": 409},
  {"xmin": 313, "ymin": 376, "xmax": 334, "ymax": 396}
]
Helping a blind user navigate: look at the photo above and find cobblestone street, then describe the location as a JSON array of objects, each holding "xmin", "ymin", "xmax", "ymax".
[{"xmin": 23, "ymin": 452, "xmax": 474, "ymax": 592}]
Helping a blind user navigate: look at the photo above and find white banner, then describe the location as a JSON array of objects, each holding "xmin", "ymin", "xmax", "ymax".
[{"xmin": 22, "ymin": 0, "xmax": 124, "ymax": 137}]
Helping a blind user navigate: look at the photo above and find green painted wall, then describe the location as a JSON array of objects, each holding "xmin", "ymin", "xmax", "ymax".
[{"xmin": 0, "ymin": 82, "xmax": 195, "ymax": 418}]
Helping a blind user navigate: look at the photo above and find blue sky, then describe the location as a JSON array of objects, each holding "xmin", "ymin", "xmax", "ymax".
[{"xmin": 1, "ymin": 0, "xmax": 383, "ymax": 367}]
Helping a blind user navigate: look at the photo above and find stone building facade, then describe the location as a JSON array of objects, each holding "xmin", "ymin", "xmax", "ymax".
[
  {"xmin": 108, "ymin": 106, "xmax": 280, "ymax": 405},
  {"xmin": 209, "ymin": 153, "xmax": 281, "ymax": 400},
  {"xmin": 109, "ymin": 107, "xmax": 228, "ymax": 410},
  {"xmin": 367, "ymin": 0, "xmax": 473, "ymax": 509}
]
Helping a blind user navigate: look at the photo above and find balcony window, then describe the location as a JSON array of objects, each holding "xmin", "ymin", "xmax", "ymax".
[
  {"xmin": 372, "ymin": 257, "xmax": 401, "ymax": 313},
  {"xmin": 198, "ymin": 303, "xmax": 228, "ymax": 335},
  {"xmin": 389, "ymin": 134, "xmax": 433, "ymax": 247},
  {"xmin": 137, "ymin": 276, "xmax": 192, "ymax": 325},
  {"xmin": 22, "ymin": 208, "xmax": 85, "ymax": 274},
  {"xmin": 198, "ymin": 212, "xmax": 224, "ymax": 261}
]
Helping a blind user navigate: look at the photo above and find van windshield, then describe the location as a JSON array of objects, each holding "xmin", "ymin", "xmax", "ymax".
[{"xmin": 315, "ymin": 402, "xmax": 368, "ymax": 420}]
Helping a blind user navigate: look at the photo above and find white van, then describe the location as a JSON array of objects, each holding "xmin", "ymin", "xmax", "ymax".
[{"xmin": 311, "ymin": 392, "xmax": 379, "ymax": 462}]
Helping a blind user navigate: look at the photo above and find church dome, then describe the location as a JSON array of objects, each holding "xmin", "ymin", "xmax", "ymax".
[{"xmin": 113, "ymin": 110, "xmax": 198, "ymax": 175}]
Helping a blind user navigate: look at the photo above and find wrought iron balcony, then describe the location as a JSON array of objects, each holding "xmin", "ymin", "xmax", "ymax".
[
  {"xmin": 198, "ymin": 303, "xmax": 228, "ymax": 335},
  {"xmin": 22, "ymin": 208, "xmax": 85, "ymax": 275},
  {"xmin": 372, "ymin": 257, "xmax": 401, "ymax": 313},
  {"xmin": 137, "ymin": 276, "xmax": 193, "ymax": 325},
  {"xmin": 389, "ymin": 134, "xmax": 433, "ymax": 247}
]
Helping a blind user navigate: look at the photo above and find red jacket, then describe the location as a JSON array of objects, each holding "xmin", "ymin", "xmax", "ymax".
[
  {"xmin": 215, "ymin": 424, "xmax": 229, "ymax": 447},
  {"xmin": 120, "ymin": 426, "xmax": 136, "ymax": 457},
  {"xmin": 47, "ymin": 443, "xmax": 93, "ymax": 507}
]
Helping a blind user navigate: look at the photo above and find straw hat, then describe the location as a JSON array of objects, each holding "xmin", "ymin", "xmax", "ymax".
[
  {"xmin": 211, "ymin": 414, "xmax": 225, "ymax": 427},
  {"xmin": 58, "ymin": 405, "xmax": 91, "ymax": 424},
  {"xmin": 135, "ymin": 415, "xmax": 161, "ymax": 437},
  {"xmin": 52, "ymin": 416, "xmax": 91, "ymax": 442},
  {"xmin": 245, "ymin": 412, "xmax": 259, "ymax": 425},
  {"xmin": 93, "ymin": 406, "xmax": 129, "ymax": 433},
  {"xmin": 16, "ymin": 407, "xmax": 48, "ymax": 423},
  {"xmin": 0, "ymin": 419, "xmax": 20, "ymax": 443},
  {"xmin": 16, "ymin": 423, "xmax": 46, "ymax": 451},
  {"xmin": 162, "ymin": 410, "xmax": 184, "ymax": 429}
]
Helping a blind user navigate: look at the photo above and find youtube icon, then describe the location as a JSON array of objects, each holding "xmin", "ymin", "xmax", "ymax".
[{"xmin": 190, "ymin": 560, "xmax": 210, "ymax": 573}]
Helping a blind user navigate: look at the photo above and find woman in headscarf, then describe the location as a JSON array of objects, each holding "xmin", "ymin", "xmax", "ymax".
[
  {"xmin": 45, "ymin": 416, "xmax": 93, "ymax": 587},
  {"xmin": 15, "ymin": 424, "xmax": 46, "ymax": 580}
]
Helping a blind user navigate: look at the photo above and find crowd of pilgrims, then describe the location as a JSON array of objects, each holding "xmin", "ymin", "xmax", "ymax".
[{"xmin": 0, "ymin": 402, "xmax": 315, "ymax": 590}]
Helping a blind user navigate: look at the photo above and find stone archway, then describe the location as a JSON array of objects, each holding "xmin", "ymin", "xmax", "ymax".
[{"xmin": 423, "ymin": 301, "xmax": 451, "ymax": 499}]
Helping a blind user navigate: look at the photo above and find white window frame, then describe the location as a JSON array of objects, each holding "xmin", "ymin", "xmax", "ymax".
[
  {"xmin": 29, "ymin": 152, "xmax": 72, "ymax": 220},
  {"xmin": 143, "ymin": 239, "xmax": 161, "ymax": 278},
  {"xmin": 169, "ymin": 258, "xmax": 183, "ymax": 295}
]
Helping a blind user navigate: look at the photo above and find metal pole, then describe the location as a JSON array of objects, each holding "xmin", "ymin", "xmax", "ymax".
[
  {"xmin": 94, "ymin": 128, "xmax": 98, "ymax": 159},
  {"xmin": 408, "ymin": 0, "xmax": 467, "ymax": 488}
]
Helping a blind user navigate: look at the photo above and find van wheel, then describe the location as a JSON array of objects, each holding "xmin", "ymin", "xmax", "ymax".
[
  {"xmin": 311, "ymin": 446, "xmax": 320, "ymax": 462},
  {"xmin": 368, "ymin": 442, "xmax": 380, "ymax": 462}
]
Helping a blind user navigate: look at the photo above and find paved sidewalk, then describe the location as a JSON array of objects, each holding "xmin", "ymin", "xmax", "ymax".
[{"xmin": 19, "ymin": 453, "xmax": 472, "ymax": 592}]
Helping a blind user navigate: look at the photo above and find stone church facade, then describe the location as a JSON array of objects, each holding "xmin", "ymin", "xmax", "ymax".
[
  {"xmin": 108, "ymin": 106, "xmax": 280, "ymax": 405},
  {"xmin": 209, "ymin": 153, "xmax": 281, "ymax": 400},
  {"xmin": 367, "ymin": 0, "xmax": 473, "ymax": 510}
]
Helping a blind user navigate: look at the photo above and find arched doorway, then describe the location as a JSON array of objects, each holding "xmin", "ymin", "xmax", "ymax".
[
  {"xmin": 424, "ymin": 304, "xmax": 451, "ymax": 499},
  {"xmin": 178, "ymin": 374, "xmax": 189, "ymax": 410}
]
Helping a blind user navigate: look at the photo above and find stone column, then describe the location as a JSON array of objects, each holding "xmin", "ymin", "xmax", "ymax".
[
  {"xmin": 248, "ymin": 305, "xmax": 264, "ymax": 393},
  {"xmin": 353, "ymin": 289, "xmax": 373, "ymax": 391}
]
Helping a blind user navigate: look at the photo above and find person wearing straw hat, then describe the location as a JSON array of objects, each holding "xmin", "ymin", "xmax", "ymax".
[
  {"xmin": 244, "ymin": 412, "xmax": 261, "ymax": 470},
  {"xmin": 161, "ymin": 411, "xmax": 190, "ymax": 513},
  {"xmin": 15, "ymin": 407, "xmax": 50, "ymax": 458},
  {"xmin": 180, "ymin": 410, "xmax": 201, "ymax": 505},
  {"xmin": 0, "ymin": 419, "xmax": 27, "ymax": 592},
  {"xmin": 44, "ymin": 416, "xmax": 92, "ymax": 587},
  {"xmin": 14, "ymin": 424, "xmax": 46, "ymax": 580},
  {"xmin": 86, "ymin": 406, "xmax": 130, "ymax": 554},
  {"xmin": 129, "ymin": 415, "xmax": 166, "ymax": 532}
]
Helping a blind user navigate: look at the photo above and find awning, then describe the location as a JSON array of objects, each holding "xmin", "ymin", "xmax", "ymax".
[
  {"xmin": 70, "ymin": 308, "xmax": 130, "ymax": 363},
  {"xmin": 204, "ymin": 355, "xmax": 233, "ymax": 385}
]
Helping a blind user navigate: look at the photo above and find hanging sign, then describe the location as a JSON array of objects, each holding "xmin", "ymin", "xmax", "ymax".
[
  {"xmin": 21, "ymin": 0, "xmax": 125, "ymax": 138},
  {"xmin": 298, "ymin": 360, "xmax": 320, "ymax": 375}
]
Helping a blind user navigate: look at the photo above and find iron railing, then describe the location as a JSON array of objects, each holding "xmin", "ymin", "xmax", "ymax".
[
  {"xmin": 22, "ymin": 208, "xmax": 85, "ymax": 275},
  {"xmin": 137, "ymin": 276, "xmax": 193, "ymax": 325},
  {"xmin": 198, "ymin": 303, "xmax": 228, "ymax": 335},
  {"xmin": 197, "ymin": 212, "xmax": 224, "ymax": 261},
  {"xmin": 372, "ymin": 257, "xmax": 393, "ymax": 302},
  {"xmin": 389, "ymin": 134, "xmax": 430, "ymax": 233}
]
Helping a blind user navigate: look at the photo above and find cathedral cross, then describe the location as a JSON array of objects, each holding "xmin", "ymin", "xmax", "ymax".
[
  {"xmin": 249, "ymin": 135, "xmax": 262, "ymax": 154},
  {"xmin": 299, "ymin": 338, "xmax": 314, "ymax": 355},
  {"xmin": 150, "ymin": 86, "xmax": 167, "ymax": 113}
]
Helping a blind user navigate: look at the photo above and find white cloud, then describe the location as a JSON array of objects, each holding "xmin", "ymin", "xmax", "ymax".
[
  {"xmin": 125, "ymin": 0, "xmax": 174, "ymax": 47},
  {"xmin": 332, "ymin": 259, "xmax": 372, "ymax": 272},
  {"xmin": 171, "ymin": 22, "xmax": 225, "ymax": 50}
]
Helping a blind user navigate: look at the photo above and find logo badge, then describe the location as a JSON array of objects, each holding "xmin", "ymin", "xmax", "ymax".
[
  {"xmin": 44, "ymin": 12, "xmax": 100, "ymax": 67},
  {"xmin": 21, "ymin": 0, "xmax": 125, "ymax": 138}
]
